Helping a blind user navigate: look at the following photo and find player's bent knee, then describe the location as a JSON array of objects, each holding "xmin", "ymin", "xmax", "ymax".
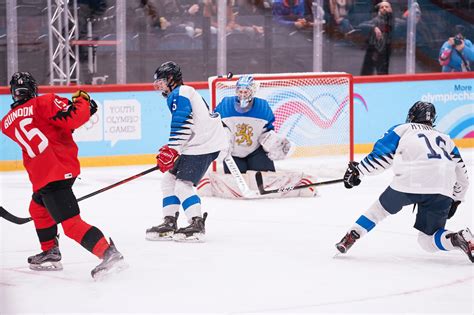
[
  {"xmin": 364, "ymin": 200, "xmax": 391, "ymax": 222},
  {"xmin": 417, "ymin": 232, "xmax": 438, "ymax": 253}
]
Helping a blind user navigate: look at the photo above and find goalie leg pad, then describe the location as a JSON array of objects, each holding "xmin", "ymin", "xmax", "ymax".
[{"xmin": 248, "ymin": 171, "xmax": 318, "ymax": 198}]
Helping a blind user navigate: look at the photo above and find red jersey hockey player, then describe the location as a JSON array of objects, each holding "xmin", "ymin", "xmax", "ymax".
[{"xmin": 1, "ymin": 72, "xmax": 126, "ymax": 280}]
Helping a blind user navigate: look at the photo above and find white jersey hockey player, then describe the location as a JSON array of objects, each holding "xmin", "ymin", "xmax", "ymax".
[
  {"xmin": 145, "ymin": 61, "xmax": 227, "ymax": 242},
  {"xmin": 336, "ymin": 101, "xmax": 472, "ymax": 262},
  {"xmin": 198, "ymin": 75, "xmax": 317, "ymax": 199}
]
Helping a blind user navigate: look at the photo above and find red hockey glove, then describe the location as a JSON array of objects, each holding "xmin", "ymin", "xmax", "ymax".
[{"xmin": 156, "ymin": 145, "xmax": 180, "ymax": 173}]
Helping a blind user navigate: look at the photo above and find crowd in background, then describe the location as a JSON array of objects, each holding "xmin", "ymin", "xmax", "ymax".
[{"xmin": 0, "ymin": 0, "xmax": 472, "ymax": 84}]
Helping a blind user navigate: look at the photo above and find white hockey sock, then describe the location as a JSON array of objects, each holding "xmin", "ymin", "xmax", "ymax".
[
  {"xmin": 351, "ymin": 199, "xmax": 391, "ymax": 237},
  {"xmin": 432, "ymin": 229, "xmax": 456, "ymax": 251},
  {"xmin": 162, "ymin": 172, "xmax": 180, "ymax": 217},
  {"xmin": 175, "ymin": 179, "xmax": 202, "ymax": 222}
]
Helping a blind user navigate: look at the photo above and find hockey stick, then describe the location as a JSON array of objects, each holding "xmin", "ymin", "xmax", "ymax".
[
  {"xmin": 0, "ymin": 206, "xmax": 32, "ymax": 225},
  {"xmin": 223, "ymin": 156, "xmax": 259, "ymax": 198},
  {"xmin": 0, "ymin": 166, "xmax": 159, "ymax": 225},
  {"xmin": 77, "ymin": 166, "xmax": 158, "ymax": 201},
  {"xmin": 255, "ymin": 171, "xmax": 344, "ymax": 195}
]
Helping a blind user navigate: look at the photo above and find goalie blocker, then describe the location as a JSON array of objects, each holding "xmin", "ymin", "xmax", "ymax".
[{"xmin": 197, "ymin": 170, "xmax": 318, "ymax": 199}]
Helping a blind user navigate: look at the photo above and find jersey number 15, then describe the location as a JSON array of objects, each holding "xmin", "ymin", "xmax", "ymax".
[{"xmin": 14, "ymin": 118, "xmax": 49, "ymax": 158}]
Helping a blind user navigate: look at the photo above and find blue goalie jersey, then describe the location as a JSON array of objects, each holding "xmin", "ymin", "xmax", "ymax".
[
  {"xmin": 215, "ymin": 96, "xmax": 275, "ymax": 158},
  {"xmin": 358, "ymin": 123, "xmax": 469, "ymax": 200}
]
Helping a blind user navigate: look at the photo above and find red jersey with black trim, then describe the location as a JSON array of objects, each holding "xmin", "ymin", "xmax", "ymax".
[{"xmin": 1, "ymin": 93, "xmax": 91, "ymax": 191}]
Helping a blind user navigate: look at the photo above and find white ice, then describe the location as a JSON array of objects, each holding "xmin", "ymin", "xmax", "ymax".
[{"xmin": 1, "ymin": 151, "xmax": 473, "ymax": 314}]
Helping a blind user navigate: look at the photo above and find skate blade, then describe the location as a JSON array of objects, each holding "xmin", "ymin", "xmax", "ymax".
[
  {"xmin": 173, "ymin": 233, "xmax": 205, "ymax": 243},
  {"xmin": 29, "ymin": 261, "xmax": 63, "ymax": 271},
  {"xmin": 145, "ymin": 231, "xmax": 174, "ymax": 241},
  {"xmin": 92, "ymin": 259, "xmax": 129, "ymax": 281}
]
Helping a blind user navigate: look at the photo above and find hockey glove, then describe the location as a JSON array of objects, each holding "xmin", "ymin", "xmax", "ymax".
[
  {"xmin": 89, "ymin": 99, "xmax": 98, "ymax": 116},
  {"xmin": 72, "ymin": 90, "xmax": 90, "ymax": 103},
  {"xmin": 156, "ymin": 145, "xmax": 180, "ymax": 173},
  {"xmin": 447, "ymin": 200, "xmax": 461, "ymax": 219},
  {"xmin": 344, "ymin": 161, "xmax": 361, "ymax": 189}
]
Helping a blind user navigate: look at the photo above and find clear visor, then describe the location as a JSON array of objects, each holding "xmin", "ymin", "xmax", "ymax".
[{"xmin": 153, "ymin": 78, "xmax": 168, "ymax": 91}]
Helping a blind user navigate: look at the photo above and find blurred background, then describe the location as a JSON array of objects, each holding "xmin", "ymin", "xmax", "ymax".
[{"xmin": 0, "ymin": 0, "xmax": 472, "ymax": 85}]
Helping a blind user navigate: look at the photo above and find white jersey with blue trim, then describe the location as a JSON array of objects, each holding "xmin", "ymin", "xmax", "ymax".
[
  {"xmin": 358, "ymin": 123, "xmax": 469, "ymax": 200},
  {"xmin": 215, "ymin": 96, "xmax": 275, "ymax": 158},
  {"xmin": 166, "ymin": 85, "xmax": 227, "ymax": 155}
]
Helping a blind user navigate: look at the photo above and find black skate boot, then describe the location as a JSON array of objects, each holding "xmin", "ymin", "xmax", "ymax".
[
  {"xmin": 91, "ymin": 238, "xmax": 127, "ymax": 281},
  {"xmin": 145, "ymin": 212, "xmax": 179, "ymax": 241},
  {"xmin": 446, "ymin": 228, "xmax": 474, "ymax": 263},
  {"xmin": 28, "ymin": 246, "xmax": 63, "ymax": 271},
  {"xmin": 173, "ymin": 212, "xmax": 208, "ymax": 242},
  {"xmin": 335, "ymin": 230, "xmax": 360, "ymax": 254}
]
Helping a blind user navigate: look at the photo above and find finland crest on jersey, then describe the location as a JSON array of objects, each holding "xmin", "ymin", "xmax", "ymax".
[{"xmin": 215, "ymin": 96, "xmax": 275, "ymax": 158}]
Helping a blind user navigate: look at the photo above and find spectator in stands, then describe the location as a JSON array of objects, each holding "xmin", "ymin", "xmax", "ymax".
[
  {"xmin": 203, "ymin": 0, "xmax": 263, "ymax": 38},
  {"xmin": 272, "ymin": 0, "xmax": 313, "ymax": 31},
  {"xmin": 359, "ymin": 1, "xmax": 394, "ymax": 75},
  {"xmin": 329, "ymin": 0, "xmax": 356, "ymax": 35},
  {"xmin": 140, "ymin": 0, "xmax": 202, "ymax": 37},
  {"xmin": 439, "ymin": 25, "xmax": 473, "ymax": 72},
  {"xmin": 234, "ymin": 0, "xmax": 271, "ymax": 36}
]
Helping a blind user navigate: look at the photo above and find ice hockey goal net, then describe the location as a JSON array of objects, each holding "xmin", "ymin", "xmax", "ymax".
[{"xmin": 209, "ymin": 72, "xmax": 353, "ymax": 166}]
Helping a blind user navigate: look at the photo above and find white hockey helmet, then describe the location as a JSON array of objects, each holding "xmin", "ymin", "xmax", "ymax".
[{"xmin": 235, "ymin": 75, "xmax": 256, "ymax": 109}]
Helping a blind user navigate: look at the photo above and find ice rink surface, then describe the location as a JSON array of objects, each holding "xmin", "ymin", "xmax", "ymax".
[{"xmin": 1, "ymin": 151, "xmax": 473, "ymax": 314}]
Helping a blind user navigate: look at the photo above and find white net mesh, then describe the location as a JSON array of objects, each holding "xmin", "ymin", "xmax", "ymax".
[{"xmin": 210, "ymin": 73, "xmax": 353, "ymax": 162}]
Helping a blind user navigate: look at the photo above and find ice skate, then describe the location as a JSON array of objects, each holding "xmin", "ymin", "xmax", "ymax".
[
  {"xmin": 335, "ymin": 230, "xmax": 360, "ymax": 254},
  {"xmin": 28, "ymin": 246, "xmax": 63, "ymax": 271},
  {"xmin": 446, "ymin": 228, "xmax": 474, "ymax": 263},
  {"xmin": 173, "ymin": 212, "xmax": 207, "ymax": 242},
  {"xmin": 146, "ymin": 212, "xmax": 179, "ymax": 241},
  {"xmin": 91, "ymin": 238, "xmax": 127, "ymax": 281}
]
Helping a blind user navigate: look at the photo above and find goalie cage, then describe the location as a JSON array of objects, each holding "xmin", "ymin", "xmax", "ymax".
[{"xmin": 209, "ymin": 72, "xmax": 354, "ymax": 176}]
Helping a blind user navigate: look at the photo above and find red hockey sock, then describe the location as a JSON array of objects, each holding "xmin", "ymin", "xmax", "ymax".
[{"xmin": 62, "ymin": 215, "xmax": 109, "ymax": 258}]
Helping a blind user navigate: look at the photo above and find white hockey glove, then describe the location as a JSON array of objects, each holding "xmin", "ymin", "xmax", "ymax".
[
  {"xmin": 258, "ymin": 130, "xmax": 292, "ymax": 160},
  {"xmin": 217, "ymin": 127, "xmax": 234, "ymax": 161}
]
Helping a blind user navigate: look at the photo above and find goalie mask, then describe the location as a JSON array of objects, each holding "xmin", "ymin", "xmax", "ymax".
[
  {"xmin": 153, "ymin": 61, "xmax": 183, "ymax": 98},
  {"xmin": 235, "ymin": 75, "xmax": 256, "ymax": 112},
  {"xmin": 406, "ymin": 101, "xmax": 437, "ymax": 126},
  {"xmin": 10, "ymin": 71, "xmax": 38, "ymax": 106}
]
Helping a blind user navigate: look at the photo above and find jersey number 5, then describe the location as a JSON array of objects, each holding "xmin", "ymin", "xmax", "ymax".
[
  {"xmin": 14, "ymin": 118, "xmax": 49, "ymax": 158},
  {"xmin": 418, "ymin": 134, "xmax": 451, "ymax": 160}
]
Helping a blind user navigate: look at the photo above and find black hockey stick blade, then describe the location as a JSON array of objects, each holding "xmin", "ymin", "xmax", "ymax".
[
  {"xmin": 255, "ymin": 171, "xmax": 344, "ymax": 195},
  {"xmin": 1, "ymin": 166, "xmax": 159, "ymax": 225},
  {"xmin": 0, "ymin": 206, "xmax": 32, "ymax": 225},
  {"xmin": 77, "ymin": 166, "xmax": 158, "ymax": 202}
]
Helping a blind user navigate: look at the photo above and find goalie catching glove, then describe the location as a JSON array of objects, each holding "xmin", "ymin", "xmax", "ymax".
[
  {"xmin": 258, "ymin": 130, "xmax": 292, "ymax": 160},
  {"xmin": 343, "ymin": 161, "xmax": 361, "ymax": 189},
  {"xmin": 72, "ymin": 90, "xmax": 98, "ymax": 116},
  {"xmin": 156, "ymin": 145, "xmax": 180, "ymax": 173}
]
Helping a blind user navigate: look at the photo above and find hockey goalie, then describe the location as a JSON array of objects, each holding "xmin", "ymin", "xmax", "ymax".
[{"xmin": 198, "ymin": 75, "xmax": 317, "ymax": 199}]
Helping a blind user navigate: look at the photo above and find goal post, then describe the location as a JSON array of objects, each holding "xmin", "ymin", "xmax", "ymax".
[{"xmin": 209, "ymin": 72, "xmax": 354, "ymax": 173}]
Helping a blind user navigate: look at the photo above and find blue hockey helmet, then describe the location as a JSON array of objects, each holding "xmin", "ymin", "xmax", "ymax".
[
  {"xmin": 406, "ymin": 101, "xmax": 436, "ymax": 126},
  {"xmin": 10, "ymin": 72, "xmax": 38, "ymax": 104},
  {"xmin": 235, "ymin": 75, "xmax": 256, "ymax": 109}
]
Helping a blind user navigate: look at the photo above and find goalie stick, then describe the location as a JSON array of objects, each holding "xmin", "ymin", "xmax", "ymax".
[
  {"xmin": 0, "ymin": 166, "xmax": 159, "ymax": 225},
  {"xmin": 223, "ymin": 155, "xmax": 259, "ymax": 198},
  {"xmin": 255, "ymin": 171, "xmax": 344, "ymax": 195}
]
